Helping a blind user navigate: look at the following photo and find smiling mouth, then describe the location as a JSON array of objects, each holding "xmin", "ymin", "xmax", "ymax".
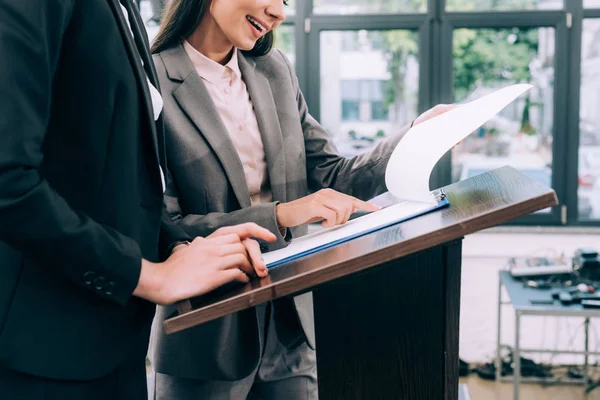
[{"xmin": 246, "ymin": 15, "xmax": 266, "ymax": 33}]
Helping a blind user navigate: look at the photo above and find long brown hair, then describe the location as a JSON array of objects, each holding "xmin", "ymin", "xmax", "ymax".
[{"xmin": 151, "ymin": 0, "xmax": 275, "ymax": 57}]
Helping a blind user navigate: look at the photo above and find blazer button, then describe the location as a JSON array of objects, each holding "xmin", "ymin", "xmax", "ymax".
[
  {"xmin": 93, "ymin": 277, "xmax": 106, "ymax": 291},
  {"xmin": 105, "ymin": 281, "xmax": 116, "ymax": 296},
  {"xmin": 83, "ymin": 271, "xmax": 96, "ymax": 285},
  {"xmin": 259, "ymin": 243, "xmax": 269, "ymax": 253}
]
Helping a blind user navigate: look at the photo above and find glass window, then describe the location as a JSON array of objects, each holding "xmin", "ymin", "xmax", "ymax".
[
  {"xmin": 341, "ymin": 32, "xmax": 360, "ymax": 52},
  {"xmin": 578, "ymin": 20, "xmax": 600, "ymax": 221},
  {"xmin": 141, "ymin": 0, "xmax": 161, "ymax": 42},
  {"xmin": 342, "ymin": 100, "xmax": 360, "ymax": 121},
  {"xmin": 275, "ymin": 25, "xmax": 296, "ymax": 68},
  {"xmin": 341, "ymin": 80, "xmax": 360, "ymax": 100},
  {"xmin": 451, "ymin": 28, "xmax": 555, "ymax": 214},
  {"xmin": 313, "ymin": 0, "xmax": 426, "ymax": 15},
  {"xmin": 320, "ymin": 30, "xmax": 419, "ymax": 157},
  {"xmin": 371, "ymin": 101, "xmax": 390, "ymax": 121},
  {"xmin": 285, "ymin": 0, "xmax": 296, "ymax": 16},
  {"xmin": 446, "ymin": 0, "xmax": 562, "ymax": 12},
  {"xmin": 585, "ymin": 0, "xmax": 600, "ymax": 8}
]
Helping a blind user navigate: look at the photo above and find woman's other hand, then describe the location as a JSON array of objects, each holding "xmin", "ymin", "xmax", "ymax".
[
  {"xmin": 413, "ymin": 104, "xmax": 457, "ymax": 127},
  {"xmin": 275, "ymin": 189, "xmax": 381, "ymax": 229}
]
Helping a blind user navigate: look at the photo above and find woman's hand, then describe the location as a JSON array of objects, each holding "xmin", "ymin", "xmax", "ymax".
[
  {"xmin": 275, "ymin": 189, "xmax": 381, "ymax": 229},
  {"xmin": 413, "ymin": 104, "xmax": 457, "ymax": 127}
]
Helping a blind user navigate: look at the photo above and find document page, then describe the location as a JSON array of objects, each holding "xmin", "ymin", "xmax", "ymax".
[
  {"xmin": 385, "ymin": 84, "xmax": 532, "ymax": 203},
  {"xmin": 263, "ymin": 200, "xmax": 433, "ymax": 267}
]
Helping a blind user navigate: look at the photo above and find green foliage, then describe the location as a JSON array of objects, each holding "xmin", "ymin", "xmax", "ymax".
[
  {"xmin": 348, "ymin": 130, "xmax": 357, "ymax": 139},
  {"xmin": 446, "ymin": 0, "xmax": 540, "ymax": 11},
  {"xmin": 453, "ymin": 27, "xmax": 539, "ymax": 101},
  {"xmin": 377, "ymin": 23, "xmax": 538, "ymax": 124},
  {"xmin": 313, "ymin": 0, "xmax": 426, "ymax": 13},
  {"xmin": 378, "ymin": 30, "xmax": 419, "ymax": 109},
  {"xmin": 486, "ymin": 127, "xmax": 500, "ymax": 136},
  {"xmin": 275, "ymin": 26, "xmax": 295, "ymax": 55},
  {"xmin": 376, "ymin": 129, "xmax": 386, "ymax": 137}
]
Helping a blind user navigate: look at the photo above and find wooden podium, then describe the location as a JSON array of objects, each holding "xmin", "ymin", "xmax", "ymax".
[{"xmin": 164, "ymin": 167, "xmax": 557, "ymax": 400}]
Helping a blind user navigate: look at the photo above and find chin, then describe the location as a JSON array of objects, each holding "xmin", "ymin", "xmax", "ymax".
[
  {"xmin": 232, "ymin": 37, "xmax": 258, "ymax": 51},
  {"xmin": 238, "ymin": 42, "xmax": 257, "ymax": 51}
]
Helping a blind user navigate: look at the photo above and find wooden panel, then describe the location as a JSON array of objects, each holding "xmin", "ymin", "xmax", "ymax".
[
  {"xmin": 314, "ymin": 241, "xmax": 461, "ymax": 400},
  {"xmin": 444, "ymin": 241, "xmax": 463, "ymax": 400},
  {"xmin": 165, "ymin": 167, "xmax": 557, "ymax": 334}
]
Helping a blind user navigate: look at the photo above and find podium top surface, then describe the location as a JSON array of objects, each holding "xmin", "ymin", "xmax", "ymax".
[{"xmin": 165, "ymin": 166, "xmax": 557, "ymax": 334}]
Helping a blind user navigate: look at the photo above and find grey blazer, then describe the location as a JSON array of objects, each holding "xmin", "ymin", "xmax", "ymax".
[{"xmin": 150, "ymin": 44, "xmax": 411, "ymax": 381}]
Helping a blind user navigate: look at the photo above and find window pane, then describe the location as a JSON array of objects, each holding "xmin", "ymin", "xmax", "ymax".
[
  {"xmin": 275, "ymin": 25, "xmax": 295, "ymax": 68},
  {"xmin": 579, "ymin": 20, "xmax": 600, "ymax": 220},
  {"xmin": 446, "ymin": 0, "xmax": 562, "ymax": 12},
  {"xmin": 320, "ymin": 30, "xmax": 419, "ymax": 157},
  {"xmin": 285, "ymin": 0, "xmax": 296, "ymax": 16},
  {"xmin": 342, "ymin": 100, "xmax": 360, "ymax": 121},
  {"xmin": 451, "ymin": 28, "xmax": 555, "ymax": 213},
  {"xmin": 141, "ymin": 0, "xmax": 160, "ymax": 42},
  {"xmin": 371, "ymin": 101, "xmax": 390, "ymax": 121},
  {"xmin": 313, "ymin": 0, "xmax": 426, "ymax": 14},
  {"xmin": 585, "ymin": 0, "xmax": 600, "ymax": 8}
]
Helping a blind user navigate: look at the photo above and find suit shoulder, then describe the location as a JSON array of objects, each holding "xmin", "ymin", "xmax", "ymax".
[
  {"xmin": 152, "ymin": 52, "xmax": 170, "ymax": 86},
  {"xmin": 255, "ymin": 49, "xmax": 290, "ymax": 70},
  {"xmin": 152, "ymin": 53, "xmax": 166, "ymax": 74},
  {"xmin": 252, "ymin": 49, "xmax": 294, "ymax": 83}
]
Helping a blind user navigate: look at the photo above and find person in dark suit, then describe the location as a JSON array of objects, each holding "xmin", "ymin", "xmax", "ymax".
[
  {"xmin": 148, "ymin": 0, "xmax": 454, "ymax": 398},
  {"xmin": 0, "ymin": 0, "xmax": 276, "ymax": 399}
]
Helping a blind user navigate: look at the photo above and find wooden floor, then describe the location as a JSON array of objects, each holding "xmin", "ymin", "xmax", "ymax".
[{"xmin": 461, "ymin": 376, "xmax": 600, "ymax": 400}]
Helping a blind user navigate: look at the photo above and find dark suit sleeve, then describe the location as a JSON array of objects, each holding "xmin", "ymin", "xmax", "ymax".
[
  {"xmin": 276, "ymin": 50, "xmax": 412, "ymax": 201},
  {"xmin": 0, "ymin": 0, "xmax": 144, "ymax": 306},
  {"xmin": 158, "ymin": 198, "xmax": 192, "ymax": 261}
]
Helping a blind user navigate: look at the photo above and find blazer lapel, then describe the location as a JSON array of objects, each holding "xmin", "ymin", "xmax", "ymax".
[
  {"xmin": 166, "ymin": 46, "xmax": 251, "ymax": 208},
  {"xmin": 238, "ymin": 53, "xmax": 287, "ymax": 204},
  {"xmin": 107, "ymin": 0, "xmax": 160, "ymax": 165},
  {"xmin": 120, "ymin": 0, "xmax": 166, "ymax": 168}
]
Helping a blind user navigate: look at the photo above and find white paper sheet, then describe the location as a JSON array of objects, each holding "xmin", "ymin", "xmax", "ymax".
[
  {"xmin": 264, "ymin": 84, "xmax": 532, "ymax": 267},
  {"xmin": 263, "ymin": 200, "xmax": 432, "ymax": 267},
  {"xmin": 385, "ymin": 84, "xmax": 533, "ymax": 203}
]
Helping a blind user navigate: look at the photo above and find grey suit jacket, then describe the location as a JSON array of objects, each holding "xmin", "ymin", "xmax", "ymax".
[{"xmin": 150, "ymin": 43, "xmax": 411, "ymax": 381}]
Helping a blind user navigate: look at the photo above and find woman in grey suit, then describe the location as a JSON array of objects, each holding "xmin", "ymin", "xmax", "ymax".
[{"xmin": 149, "ymin": 0, "xmax": 453, "ymax": 398}]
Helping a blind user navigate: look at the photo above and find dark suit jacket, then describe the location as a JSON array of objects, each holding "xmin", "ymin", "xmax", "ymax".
[
  {"xmin": 0, "ymin": 0, "xmax": 189, "ymax": 380},
  {"xmin": 150, "ymin": 44, "xmax": 411, "ymax": 381}
]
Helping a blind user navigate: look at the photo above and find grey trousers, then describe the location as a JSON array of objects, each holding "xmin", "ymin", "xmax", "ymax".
[{"xmin": 151, "ymin": 303, "xmax": 318, "ymax": 400}]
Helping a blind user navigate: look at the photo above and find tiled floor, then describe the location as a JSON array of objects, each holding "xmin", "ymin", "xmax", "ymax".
[{"xmin": 461, "ymin": 375, "xmax": 600, "ymax": 400}]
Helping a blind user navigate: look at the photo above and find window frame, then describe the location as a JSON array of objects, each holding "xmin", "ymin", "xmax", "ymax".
[{"xmin": 285, "ymin": 0, "xmax": 600, "ymax": 226}]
